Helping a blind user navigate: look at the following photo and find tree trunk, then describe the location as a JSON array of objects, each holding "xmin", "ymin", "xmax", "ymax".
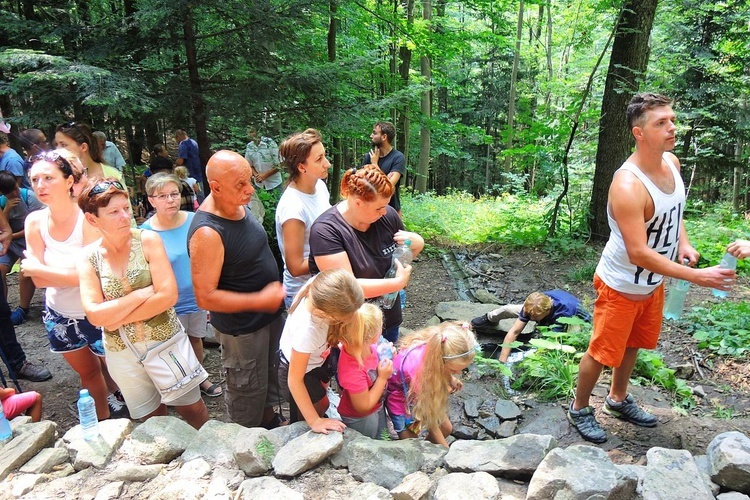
[
  {"xmin": 588, "ymin": 0, "xmax": 658, "ymax": 240},
  {"xmin": 504, "ymin": 0, "xmax": 523, "ymax": 171},
  {"xmin": 733, "ymin": 138, "xmax": 742, "ymax": 212},
  {"xmin": 181, "ymin": 4, "xmax": 210, "ymax": 192},
  {"xmin": 416, "ymin": 0, "xmax": 431, "ymax": 194},
  {"xmin": 397, "ymin": 0, "xmax": 415, "ymax": 175},
  {"xmin": 328, "ymin": 0, "xmax": 341, "ymax": 203}
]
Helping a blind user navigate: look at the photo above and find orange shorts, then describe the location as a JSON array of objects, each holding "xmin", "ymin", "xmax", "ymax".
[{"xmin": 589, "ymin": 274, "xmax": 664, "ymax": 368}]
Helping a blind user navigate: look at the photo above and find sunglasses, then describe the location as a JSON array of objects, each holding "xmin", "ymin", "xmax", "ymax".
[
  {"xmin": 29, "ymin": 151, "xmax": 74, "ymax": 176},
  {"xmin": 89, "ymin": 180, "xmax": 125, "ymax": 197},
  {"xmin": 59, "ymin": 121, "xmax": 89, "ymax": 143}
]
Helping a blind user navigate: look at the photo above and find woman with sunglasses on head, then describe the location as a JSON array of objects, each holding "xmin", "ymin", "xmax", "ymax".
[
  {"xmin": 54, "ymin": 122, "xmax": 125, "ymax": 182},
  {"xmin": 308, "ymin": 164, "xmax": 424, "ymax": 344},
  {"xmin": 140, "ymin": 173, "xmax": 221, "ymax": 398},
  {"xmin": 77, "ymin": 178, "xmax": 209, "ymax": 429},
  {"xmin": 21, "ymin": 151, "xmax": 128, "ymax": 421}
]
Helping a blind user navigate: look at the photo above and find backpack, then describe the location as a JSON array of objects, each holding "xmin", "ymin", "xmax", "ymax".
[{"xmin": 0, "ymin": 188, "xmax": 29, "ymax": 210}]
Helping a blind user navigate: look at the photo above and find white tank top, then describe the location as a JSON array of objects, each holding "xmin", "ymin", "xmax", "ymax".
[
  {"xmin": 40, "ymin": 209, "xmax": 87, "ymax": 319},
  {"xmin": 596, "ymin": 154, "xmax": 685, "ymax": 295}
]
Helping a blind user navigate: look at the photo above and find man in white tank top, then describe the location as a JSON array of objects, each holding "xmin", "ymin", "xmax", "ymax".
[{"xmin": 568, "ymin": 93, "xmax": 737, "ymax": 443}]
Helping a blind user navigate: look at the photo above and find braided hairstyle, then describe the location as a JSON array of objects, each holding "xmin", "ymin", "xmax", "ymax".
[{"xmin": 340, "ymin": 164, "xmax": 393, "ymax": 202}]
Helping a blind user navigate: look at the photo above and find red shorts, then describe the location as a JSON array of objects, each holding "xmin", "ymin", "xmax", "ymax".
[
  {"xmin": 589, "ymin": 274, "xmax": 664, "ymax": 368},
  {"xmin": 1, "ymin": 391, "xmax": 40, "ymax": 420}
]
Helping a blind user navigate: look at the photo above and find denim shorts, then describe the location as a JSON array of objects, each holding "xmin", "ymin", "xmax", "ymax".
[{"xmin": 43, "ymin": 307, "xmax": 105, "ymax": 356}]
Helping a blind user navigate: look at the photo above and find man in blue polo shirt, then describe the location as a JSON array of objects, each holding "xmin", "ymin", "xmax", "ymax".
[
  {"xmin": 0, "ymin": 132, "xmax": 25, "ymax": 187},
  {"xmin": 175, "ymin": 129, "xmax": 203, "ymax": 182},
  {"xmin": 471, "ymin": 289, "xmax": 591, "ymax": 362}
]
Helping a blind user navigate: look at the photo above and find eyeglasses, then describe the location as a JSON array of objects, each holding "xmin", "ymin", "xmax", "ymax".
[
  {"xmin": 148, "ymin": 192, "xmax": 181, "ymax": 202},
  {"xmin": 59, "ymin": 121, "xmax": 88, "ymax": 143},
  {"xmin": 29, "ymin": 151, "xmax": 74, "ymax": 176},
  {"xmin": 89, "ymin": 180, "xmax": 125, "ymax": 197}
]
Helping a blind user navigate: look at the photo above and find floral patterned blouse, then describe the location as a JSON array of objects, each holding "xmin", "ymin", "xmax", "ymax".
[{"xmin": 88, "ymin": 229, "xmax": 179, "ymax": 352}]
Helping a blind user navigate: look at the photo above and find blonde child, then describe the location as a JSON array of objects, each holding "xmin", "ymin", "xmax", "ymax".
[
  {"xmin": 337, "ymin": 303, "xmax": 393, "ymax": 438},
  {"xmin": 278, "ymin": 269, "xmax": 364, "ymax": 434},
  {"xmin": 386, "ymin": 322, "xmax": 477, "ymax": 447}
]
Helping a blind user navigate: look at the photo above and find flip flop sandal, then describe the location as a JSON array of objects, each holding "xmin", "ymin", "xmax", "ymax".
[{"xmin": 200, "ymin": 382, "xmax": 223, "ymax": 398}]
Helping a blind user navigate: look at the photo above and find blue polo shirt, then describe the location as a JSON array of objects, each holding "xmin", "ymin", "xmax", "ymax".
[
  {"xmin": 518, "ymin": 289, "xmax": 582, "ymax": 326},
  {"xmin": 177, "ymin": 138, "xmax": 202, "ymax": 182}
]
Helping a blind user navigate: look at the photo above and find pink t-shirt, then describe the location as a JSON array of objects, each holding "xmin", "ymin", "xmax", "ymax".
[
  {"xmin": 337, "ymin": 344, "xmax": 381, "ymax": 418},
  {"xmin": 385, "ymin": 344, "xmax": 426, "ymax": 417}
]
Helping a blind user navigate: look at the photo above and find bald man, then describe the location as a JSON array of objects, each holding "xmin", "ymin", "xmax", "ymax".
[{"xmin": 188, "ymin": 150, "xmax": 286, "ymax": 428}]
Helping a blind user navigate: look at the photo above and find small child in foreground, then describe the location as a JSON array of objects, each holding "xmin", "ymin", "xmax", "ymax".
[
  {"xmin": 386, "ymin": 321, "xmax": 477, "ymax": 447},
  {"xmin": 337, "ymin": 303, "xmax": 393, "ymax": 438},
  {"xmin": 0, "ymin": 387, "xmax": 42, "ymax": 422}
]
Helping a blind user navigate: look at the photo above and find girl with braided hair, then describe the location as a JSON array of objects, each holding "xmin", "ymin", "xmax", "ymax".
[{"xmin": 308, "ymin": 164, "xmax": 424, "ymax": 343}]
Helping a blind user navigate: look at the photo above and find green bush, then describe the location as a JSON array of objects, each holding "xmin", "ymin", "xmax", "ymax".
[
  {"xmin": 683, "ymin": 301, "xmax": 750, "ymax": 357},
  {"xmin": 684, "ymin": 201, "xmax": 748, "ymax": 274}
]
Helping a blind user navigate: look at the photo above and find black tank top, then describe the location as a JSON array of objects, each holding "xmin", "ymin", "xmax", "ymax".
[{"xmin": 188, "ymin": 207, "xmax": 281, "ymax": 335}]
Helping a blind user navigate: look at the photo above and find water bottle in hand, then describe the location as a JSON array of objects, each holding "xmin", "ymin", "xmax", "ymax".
[
  {"xmin": 381, "ymin": 240, "xmax": 413, "ymax": 309},
  {"xmin": 712, "ymin": 252, "xmax": 737, "ymax": 299},
  {"xmin": 663, "ymin": 259, "xmax": 690, "ymax": 320},
  {"xmin": 0, "ymin": 399, "xmax": 12, "ymax": 445},
  {"xmin": 376, "ymin": 336, "xmax": 393, "ymax": 361},
  {"xmin": 77, "ymin": 389, "xmax": 99, "ymax": 441}
]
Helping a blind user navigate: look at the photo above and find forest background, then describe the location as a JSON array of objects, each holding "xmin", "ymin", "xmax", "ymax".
[{"xmin": 0, "ymin": 0, "xmax": 748, "ymax": 249}]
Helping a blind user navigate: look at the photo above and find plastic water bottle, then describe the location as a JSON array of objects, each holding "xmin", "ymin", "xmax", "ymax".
[
  {"xmin": 399, "ymin": 290, "xmax": 406, "ymax": 309},
  {"xmin": 712, "ymin": 252, "xmax": 737, "ymax": 299},
  {"xmin": 381, "ymin": 240, "xmax": 413, "ymax": 309},
  {"xmin": 663, "ymin": 259, "xmax": 690, "ymax": 320},
  {"xmin": 0, "ymin": 399, "xmax": 12, "ymax": 445},
  {"xmin": 376, "ymin": 336, "xmax": 393, "ymax": 361},
  {"xmin": 77, "ymin": 389, "xmax": 99, "ymax": 441}
]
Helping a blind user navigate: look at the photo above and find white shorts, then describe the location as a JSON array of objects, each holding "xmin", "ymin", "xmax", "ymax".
[
  {"xmin": 178, "ymin": 311, "xmax": 208, "ymax": 339},
  {"xmin": 105, "ymin": 341, "xmax": 201, "ymax": 419}
]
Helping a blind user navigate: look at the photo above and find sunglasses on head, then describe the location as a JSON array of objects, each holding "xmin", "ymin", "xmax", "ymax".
[
  {"xmin": 89, "ymin": 180, "xmax": 125, "ymax": 197},
  {"xmin": 60, "ymin": 121, "xmax": 89, "ymax": 143},
  {"xmin": 29, "ymin": 151, "xmax": 74, "ymax": 176}
]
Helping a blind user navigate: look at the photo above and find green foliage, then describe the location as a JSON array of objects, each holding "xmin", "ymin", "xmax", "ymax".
[
  {"xmin": 632, "ymin": 350, "xmax": 695, "ymax": 409},
  {"xmin": 684, "ymin": 203, "xmax": 749, "ymax": 274},
  {"xmin": 401, "ymin": 191, "xmax": 548, "ymax": 247},
  {"xmin": 511, "ymin": 324, "xmax": 589, "ymax": 402},
  {"xmin": 566, "ymin": 261, "xmax": 598, "ymax": 283},
  {"xmin": 683, "ymin": 302, "xmax": 750, "ymax": 357},
  {"xmin": 256, "ymin": 188, "xmax": 283, "ymax": 272},
  {"xmin": 473, "ymin": 353, "xmax": 513, "ymax": 378},
  {"xmin": 379, "ymin": 428, "xmax": 393, "ymax": 441},
  {"xmin": 255, "ymin": 436, "xmax": 276, "ymax": 465},
  {"xmin": 712, "ymin": 404, "xmax": 736, "ymax": 419}
]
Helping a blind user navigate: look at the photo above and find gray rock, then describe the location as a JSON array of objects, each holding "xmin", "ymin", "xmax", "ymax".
[
  {"xmin": 234, "ymin": 427, "xmax": 281, "ymax": 476},
  {"xmin": 464, "ymin": 398, "xmax": 480, "ymax": 418},
  {"xmin": 497, "ymin": 420, "xmax": 517, "ymax": 438},
  {"xmin": 10, "ymin": 415, "xmax": 33, "ymax": 427},
  {"xmin": 205, "ymin": 477, "xmax": 233, "ymax": 499},
  {"xmin": 717, "ymin": 493, "xmax": 750, "ymax": 500},
  {"xmin": 434, "ymin": 471, "xmax": 500, "ymax": 499},
  {"xmin": 181, "ymin": 419, "xmax": 246, "ymax": 468},
  {"xmin": 179, "ymin": 458, "xmax": 212, "ymax": 479},
  {"xmin": 527, "ymin": 444, "xmax": 637, "ymax": 500},
  {"xmin": 694, "ymin": 454, "xmax": 721, "ymax": 496},
  {"xmin": 269, "ymin": 420, "xmax": 310, "ymax": 446},
  {"xmin": 353, "ymin": 481, "xmax": 392, "ymax": 499},
  {"xmin": 63, "ymin": 418, "xmax": 132, "ymax": 471},
  {"xmin": 329, "ymin": 427, "xmax": 364, "ymax": 469},
  {"xmin": 0, "ymin": 420, "xmax": 57, "ymax": 479},
  {"xmin": 19, "ymin": 447, "xmax": 69, "ymax": 474},
  {"xmin": 476, "ymin": 416, "xmax": 500, "ymax": 437},
  {"xmin": 416, "ymin": 440, "xmax": 448, "ymax": 471},
  {"xmin": 348, "ymin": 437, "xmax": 425, "ymax": 489},
  {"xmin": 452, "ymin": 424, "xmax": 478, "ymax": 440},
  {"xmin": 105, "ymin": 463, "xmax": 164, "ymax": 481},
  {"xmin": 94, "ymin": 480, "xmax": 124, "ymax": 500},
  {"xmin": 495, "ymin": 399, "xmax": 521, "ymax": 420},
  {"xmin": 127, "ymin": 415, "xmax": 197, "ymax": 464},
  {"xmin": 236, "ymin": 476, "xmax": 304, "ymax": 500},
  {"xmin": 671, "ymin": 363, "xmax": 694, "ymax": 379},
  {"xmin": 272, "ymin": 430, "xmax": 344, "ymax": 477},
  {"xmin": 708, "ymin": 431, "xmax": 750, "ymax": 493},
  {"xmin": 11, "ymin": 473, "xmax": 46, "ymax": 497},
  {"xmin": 391, "ymin": 470, "xmax": 432, "ymax": 500},
  {"xmin": 693, "ymin": 385, "xmax": 707, "ymax": 398},
  {"xmin": 642, "ymin": 447, "xmax": 713, "ymax": 499},
  {"xmin": 518, "ymin": 405, "xmax": 570, "ymax": 440},
  {"xmin": 475, "ymin": 289, "xmax": 503, "ymax": 305},
  {"xmin": 445, "ymin": 434, "xmax": 557, "ymax": 479},
  {"xmin": 426, "ymin": 316, "xmax": 442, "ymax": 327}
]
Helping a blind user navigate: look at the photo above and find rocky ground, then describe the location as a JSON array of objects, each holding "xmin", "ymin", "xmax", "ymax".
[{"xmin": 4, "ymin": 245, "xmax": 750, "ymax": 464}]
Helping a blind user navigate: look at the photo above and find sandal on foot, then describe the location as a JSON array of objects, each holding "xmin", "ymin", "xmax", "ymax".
[{"xmin": 200, "ymin": 382, "xmax": 223, "ymax": 398}]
